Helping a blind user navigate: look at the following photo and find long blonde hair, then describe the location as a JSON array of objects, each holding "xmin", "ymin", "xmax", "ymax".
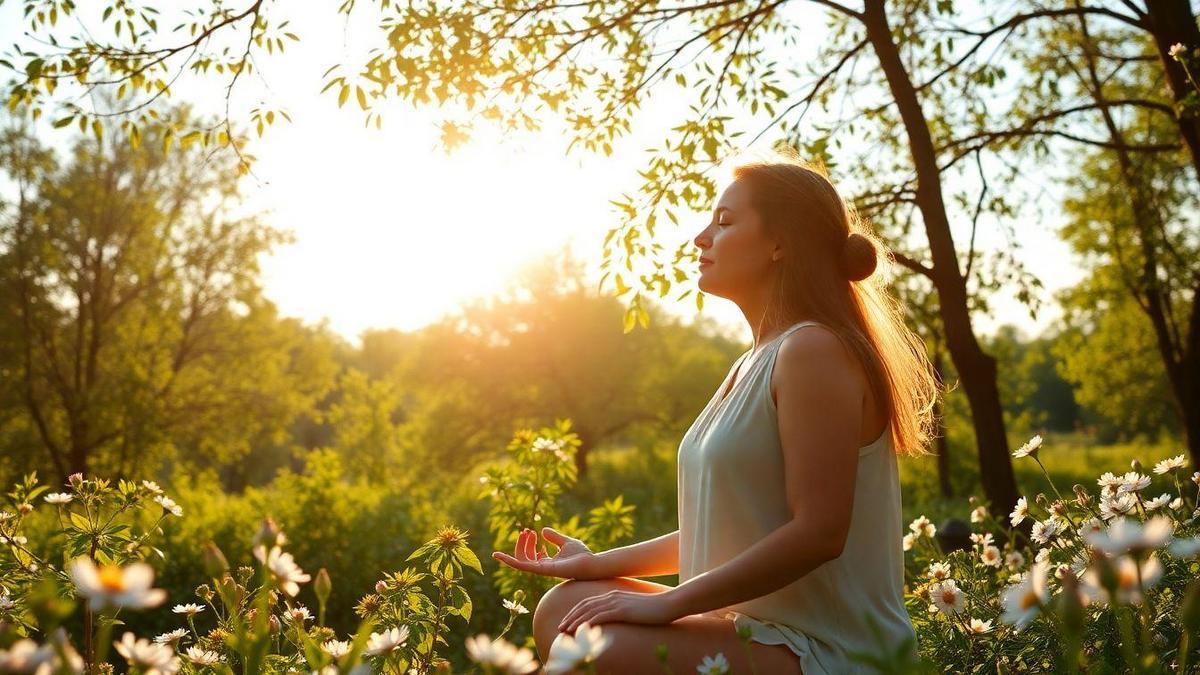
[{"xmin": 729, "ymin": 149, "xmax": 940, "ymax": 457}]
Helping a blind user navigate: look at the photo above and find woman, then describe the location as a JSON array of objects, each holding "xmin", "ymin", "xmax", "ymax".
[{"xmin": 492, "ymin": 150, "xmax": 939, "ymax": 674}]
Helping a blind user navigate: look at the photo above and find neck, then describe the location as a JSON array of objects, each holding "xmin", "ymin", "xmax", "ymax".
[{"xmin": 731, "ymin": 281, "xmax": 798, "ymax": 349}]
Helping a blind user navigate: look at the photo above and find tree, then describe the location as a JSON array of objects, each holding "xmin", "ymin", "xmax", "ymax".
[{"xmin": 0, "ymin": 115, "xmax": 334, "ymax": 480}]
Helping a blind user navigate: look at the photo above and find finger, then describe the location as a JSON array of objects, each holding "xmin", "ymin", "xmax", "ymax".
[
  {"xmin": 521, "ymin": 528, "xmax": 537, "ymax": 560},
  {"xmin": 560, "ymin": 597, "xmax": 606, "ymax": 632},
  {"xmin": 541, "ymin": 526, "xmax": 569, "ymax": 546},
  {"xmin": 569, "ymin": 609, "xmax": 617, "ymax": 634},
  {"xmin": 558, "ymin": 598, "xmax": 590, "ymax": 632},
  {"xmin": 492, "ymin": 551, "xmax": 534, "ymax": 572},
  {"xmin": 512, "ymin": 530, "xmax": 528, "ymax": 560}
]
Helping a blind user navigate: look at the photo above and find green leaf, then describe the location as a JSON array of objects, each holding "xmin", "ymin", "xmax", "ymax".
[{"xmin": 453, "ymin": 546, "xmax": 482, "ymax": 575}]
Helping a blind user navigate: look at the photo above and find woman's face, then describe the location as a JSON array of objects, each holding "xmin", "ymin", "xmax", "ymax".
[{"xmin": 693, "ymin": 177, "xmax": 781, "ymax": 300}]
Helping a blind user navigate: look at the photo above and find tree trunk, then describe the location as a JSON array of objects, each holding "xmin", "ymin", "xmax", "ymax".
[
  {"xmin": 864, "ymin": 0, "xmax": 1020, "ymax": 516},
  {"xmin": 1143, "ymin": 0, "xmax": 1200, "ymax": 180}
]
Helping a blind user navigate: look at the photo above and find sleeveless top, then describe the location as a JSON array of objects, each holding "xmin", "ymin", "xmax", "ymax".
[{"xmin": 676, "ymin": 321, "xmax": 916, "ymax": 674}]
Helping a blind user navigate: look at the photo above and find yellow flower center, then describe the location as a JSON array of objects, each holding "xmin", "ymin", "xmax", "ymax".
[
  {"xmin": 941, "ymin": 589, "xmax": 956, "ymax": 605},
  {"xmin": 1020, "ymin": 589, "xmax": 1038, "ymax": 610},
  {"xmin": 98, "ymin": 565, "xmax": 126, "ymax": 592}
]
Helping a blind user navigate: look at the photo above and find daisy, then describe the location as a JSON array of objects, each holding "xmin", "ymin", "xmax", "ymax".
[
  {"xmin": 503, "ymin": 598, "xmax": 529, "ymax": 615},
  {"xmin": 1005, "ymin": 550, "xmax": 1025, "ymax": 571},
  {"xmin": 902, "ymin": 533, "xmax": 916, "ymax": 551},
  {"xmin": 322, "ymin": 640, "xmax": 351, "ymax": 658},
  {"xmin": 464, "ymin": 634, "xmax": 538, "ymax": 674},
  {"xmin": 909, "ymin": 516, "xmax": 936, "ymax": 538},
  {"xmin": 253, "ymin": 546, "xmax": 311, "ymax": 597},
  {"xmin": 1000, "ymin": 561, "xmax": 1048, "ymax": 629},
  {"xmin": 114, "ymin": 632, "xmax": 180, "ymax": 674},
  {"xmin": 1169, "ymin": 43, "xmax": 1185, "ymax": 58},
  {"xmin": 1009, "ymin": 497, "xmax": 1029, "ymax": 527},
  {"xmin": 1081, "ymin": 554, "xmax": 1163, "ymax": 605},
  {"xmin": 44, "ymin": 493, "xmax": 73, "ymax": 505},
  {"xmin": 153, "ymin": 629, "xmax": 187, "ymax": 644},
  {"xmin": 0, "ymin": 636, "xmax": 84, "ymax": 673},
  {"xmin": 967, "ymin": 618, "xmax": 993, "ymax": 634},
  {"xmin": 927, "ymin": 561, "xmax": 951, "ymax": 581},
  {"xmin": 1118, "ymin": 472, "xmax": 1151, "ymax": 494},
  {"xmin": 172, "ymin": 603, "xmax": 204, "ymax": 616},
  {"xmin": 69, "ymin": 558, "xmax": 166, "ymax": 610},
  {"xmin": 970, "ymin": 532, "xmax": 994, "ymax": 548},
  {"xmin": 1154, "ymin": 454, "xmax": 1187, "ymax": 475},
  {"xmin": 1100, "ymin": 492, "xmax": 1137, "ymax": 520},
  {"xmin": 1144, "ymin": 494, "xmax": 1172, "ymax": 511},
  {"xmin": 184, "ymin": 647, "xmax": 222, "ymax": 665},
  {"xmin": 286, "ymin": 605, "xmax": 311, "ymax": 624},
  {"xmin": 154, "ymin": 495, "xmax": 182, "ymax": 517},
  {"xmin": 980, "ymin": 546, "xmax": 1002, "ymax": 568},
  {"xmin": 364, "ymin": 626, "xmax": 409, "ymax": 656},
  {"xmin": 929, "ymin": 579, "xmax": 965, "ymax": 616},
  {"xmin": 1031, "ymin": 518, "xmax": 1063, "ymax": 545},
  {"xmin": 142, "ymin": 480, "xmax": 163, "ymax": 494},
  {"xmin": 1012, "ymin": 435, "xmax": 1042, "ymax": 459},
  {"xmin": 696, "ymin": 652, "xmax": 731, "ymax": 674},
  {"xmin": 1083, "ymin": 516, "xmax": 1174, "ymax": 555},
  {"xmin": 970, "ymin": 506, "xmax": 987, "ymax": 524},
  {"xmin": 544, "ymin": 622, "xmax": 613, "ymax": 675},
  {"xmin": 1098, "ymin": 472, "xmax": 1124, "ymax": 491}
]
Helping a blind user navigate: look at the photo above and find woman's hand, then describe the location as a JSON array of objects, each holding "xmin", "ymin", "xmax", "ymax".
[
  {"xmin": 557, "ymin": 589, "xmax": 682, "ymax": 635},
  {"xmin": 492, "ymin": 526, "xmax": 597, "ymax": 579}
]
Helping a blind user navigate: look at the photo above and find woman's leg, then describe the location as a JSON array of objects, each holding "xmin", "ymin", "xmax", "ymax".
[{"xmin": 533, "ymin": 578, "xmax": 802, "ymax": 674}]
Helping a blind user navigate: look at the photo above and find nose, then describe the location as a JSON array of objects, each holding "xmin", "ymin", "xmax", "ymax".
[{"xmin": 693, "ymin": 225, "xmax": 712, "ymax": 252}]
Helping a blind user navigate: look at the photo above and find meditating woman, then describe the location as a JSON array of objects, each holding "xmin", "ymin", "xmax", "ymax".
[{"xmin": 492, "ymin": 149, "xmax": 939, "ymax": 674}]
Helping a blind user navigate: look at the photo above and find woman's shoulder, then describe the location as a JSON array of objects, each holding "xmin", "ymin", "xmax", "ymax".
[{"xmin": 770, "ymin": 323, "xmax": 865, "ymax": 397}]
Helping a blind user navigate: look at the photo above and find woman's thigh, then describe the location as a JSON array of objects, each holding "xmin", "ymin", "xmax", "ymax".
[{"xmin": 533, "ymin": 578, "xmax": 802, "ymax": 674}]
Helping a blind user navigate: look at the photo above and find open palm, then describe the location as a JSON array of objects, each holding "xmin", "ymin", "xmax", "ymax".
[{"xmin": 492, "ymin": 526, "xmax": 596, "ymax": 579}]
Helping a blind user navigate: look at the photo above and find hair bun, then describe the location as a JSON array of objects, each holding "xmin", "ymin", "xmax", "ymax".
[{"xmin": 840, "ymin": 233, "xmax": 877, "ymax": 282}]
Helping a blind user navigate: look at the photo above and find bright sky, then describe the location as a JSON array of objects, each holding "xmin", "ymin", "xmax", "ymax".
[{"xmin": 1, "ymin": 2, "xmax": 1082, "ymax": 346}]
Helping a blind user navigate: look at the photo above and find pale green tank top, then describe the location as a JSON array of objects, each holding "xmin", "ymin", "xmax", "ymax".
[{"xmin": 677, "ymin": 321, "xmax": 916, "ymax": 674}]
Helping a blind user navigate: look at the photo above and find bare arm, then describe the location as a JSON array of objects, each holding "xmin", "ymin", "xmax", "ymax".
[{"xmin": 586, "ymin": 529, "xmax": 679, "ymax": 579}]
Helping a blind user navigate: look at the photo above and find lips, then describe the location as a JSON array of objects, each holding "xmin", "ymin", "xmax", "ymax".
[{"xmin": 699, "ymin": 257, "xmax": 714, "ymax": 265}]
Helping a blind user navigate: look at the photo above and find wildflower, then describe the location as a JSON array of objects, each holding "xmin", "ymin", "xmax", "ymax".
[
  {"xmin": 172, "ymin": 603, "xmax": 204, "ymax": 616},
  {"xmin": 1098, "ymin": 472, "xmax": 1124, "ymax": 491},
  {"xmin": 531, "ymin": 437, "xmax": 563, "ymax": 452},
  {"xmin": 503, "ymin": 598, "xmax": 529, "ymax": 614},
  {"xmin": 929, "ymin": 579, "xmax": 965, "ymax": 616},
  {"xmin": 1171, "ymin": 497, "xmax": 1184, "ymax": 510},
  {"xmin": 184, "ymin": 647, "xmax": 222, "ymax": 665},
  {"xmin": 1012, "ymin": 435, "xmax": 1042, "ymax": 459},
  {"xmin": 970, "ymin": 532, "xmax": 994, "ymax": 548},
  {"xmin": 364, "ymin": 626, "xmax": 409, "ymax": 656},
  {"xmin": 323, "ymin": 640, "xmax": 351, "ymax": 658},
  {"xmin": 44, "ymin": 493, "xmax": 73, "ymax": 505},
  {"xmin": 253, "ymin": 546, "xmax": 311, "ymax": 597},
  {"xmin": 0, "ymin": 635, "xmax": 84, "ymax": 673},
  {"xmin": 153, "ymin": 629, "xmax": 187, "ymax": 644},
  {"xmin": 1118, "ymin": 472, "xmax": 1151, "ymax": 494},
  {"xmin": 465, "ymin": 634, "xmax": 539, "ymax": 674},
  {"xmin": 0, "ymin": 511, "xmax": 11, "ymax": 522},
  {"xmin": 967, "ymin": 618, "xmax": 993, "ymax": 634},
  {"xmin": 927, "ymin": 561, "xmax": 951, "ymax": 581},
  {"xmin": 696, "ymin": 652, "xmax": 731, "ymax": 674},
  {"xmin": 545, "ymin": 622, "xmax": 613, "ymax": 675},
  {"xmin": 142, "ymin": 480, "xmax": 163, "ymax": 494},
  {"xmin": 1081, "ymin": 553, "xmax": 1163, "ymax": 605},
  {"xmin": 1144, "ymin": 493, "xmax": 1172, "ymax": 511},
  {"xmin": 981, "ymin": 546, "xmax": 1003, "ymax": 568},
  {"xmin": 68, "ymin": 473, "xmax": 84, "ymax": 488},
  {"xmin": 286, "ymin": 605, "xmax": 312, "ymax": 623},
  {"xmin": 0, "ymin": 592, "xmax": 13, "ymax": 611},
  {"xmin": 1005, "ymin": 550, "xmax": 1025, "ymax": 570},
  {"xmin": 1000, "ymin": 560, "xmax": 1048, "ymax": 629},
  {"xmin": 69, "ymin": 558, "xmax": 166, "ymax": 609},
  {"xmin": 909, "ymin": 516, "xmax": 936, "ymax": 538},
  {"xmin": 1083, "ymin": 516, "xmax": 1173, "ymax": 556},
  {"xmin": 902, "ymin": 533, "xmax": 915, "ymax": 551},
  {"xmin": 1010, "ymin": 497, "xmax": 1029, "ymax": 526},
  {"xmin": 1169, "ymin": 43, "xmax": 1186, "ymax": 58},
  {"xmin": 114, "ymin": 632, "xmax": 180, "ymax": 674},
  {"xmin": 970, "ymin": 506, "xmax": 987, "ymax": 524},
  {"xmin": 1031, "ymin": 518, "xmax": 1063, "ymax": 545},
  {"xmin": 1100, "ymin": 492, "xmax": 1137, "ymax": 520},
  {"xmin": 1154, "ymin": 454, "xmax": 1187, "ymax": 475},
  {"xmin": 154, "ymin": 495, "xmax": 182, "ymax": 517}
]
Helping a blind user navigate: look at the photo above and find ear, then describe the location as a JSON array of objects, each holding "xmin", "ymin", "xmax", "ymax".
[{"xmin": 771, "ymin": 245, "xmax": 784, "ymax": 262}]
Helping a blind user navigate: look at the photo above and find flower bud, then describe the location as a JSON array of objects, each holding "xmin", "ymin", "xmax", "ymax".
[
  {"xmin": 17, "ymin": 503, "xmax": 32, "ymax": 515},
  {"xmin": 375, "ymin": 580, "xmax": 388, "ymax": 594},
  {"xmin": 314, "ymin": 568, "xmax": 332, "ymax": 606},
  {"xmin": 67, "ymin": 473, "xmax": 84, "ymax": 488},
  {"xmin": 1131, "ymin": 459, "xmax": 1143, "ymax": 473},
  {"xmin": 268, "ymin": 614, "xmax": 281, "ymax": 634},
  {"xmin": 203, "ymin": 542, "xmax": 229, "ymax": 578},
  {"xmin": 196, "ymin": 584, "xmax": 214, "ymax": 602},
  {"xmin": 253, "ymin": 517, "xmax": 283, "ymax": 550}
]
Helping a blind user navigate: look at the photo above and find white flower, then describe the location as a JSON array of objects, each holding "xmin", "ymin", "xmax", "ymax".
[
  {"xmin": 364, "ymin": 626, "xmax": 409, "ymax": 656},
  {"xmin": 184, "ymin": 647, "xmax": 222, "ymax": 665},
  {"xmin": 1098, "ymin": 472, "xmax": 1124, "ymax": 491},
  {"xmin": 286, "ymin": 605, "xmax": 312, "ymax": 623},
  {"xmin": 0, "ymin": 592, "xmax": 12, "ymax": 611},
  {"xmin": 464, "ymin": 634, "xmax": 539, "ymax": 674},
  {"xmin": 0, "ymin": 635, "xmax": 84, "ymax": 674},
  {"xmin": 1010, "ymin": 497, "xmax": 1029, "ymax": 526},
  {"xmin": 981, "ymin": 546, "xmax": 1003, "ymax": 568},
  {"xmin": 531, "ymin": 437, "xmax": 564, "ymax": 453},
  {"xmin": 1012, "ymin": 435, "xmax": 1043, "ymax": 458},
  {"xmin": 1100, "ymin": 492, "xmax": 1137, "ymax": 520},
  {"xmin": 0, "ymin": 511, "xmax": 11, "ymax": 522},
  {"xmin": 1081, "ymin": 553, "xmax": 1163, "ymax": 605},
  {"xmin": 1000, "ymin": 561, "xmax": 1048, "ymax": 629},
  {"xmin": 1118, "ymin": 472, "xmax": 1151, "ymax": 494},
  {"xmin": 1171, "ymin": 497, "xmax": 1184, "ymax": 510},
  {"xmin": 1192, "ymin": 471, "xmax": 1200, "ymax": 486},
  {"xmin": 253, "ymin": 546, "xmax": 311, "ymax": 597},
  {"xmin": 970, "ymin": 506, "xmax": 987, "ymax": 524},
  {"xmin": 172, "ymin": 603, "xmax": 204, "ymax": 616},
  {"xmin": 1083, "ymin": 516, "xmax": 1174, "ymax": 555},
  {"xmin": 902, "ymin": 533, "xmax": 915, "ymax": 551},
  {"xmin": 44, "ymin": 492, "xmax": 73, "ymax": 505},
  {"xmin": 1031, "ymin": 518, "xmax": 1063, "ymax": 545},
  {"xmin": 909, "ymin": 516, "xmax": 936, "ymax": 538},
  {"xmin": 696, "ymin": 652, "xmax": 731, "ymax": 675},
  {"xmin": 1144, "ymin": 493, "xmax": 1172, "ymax": 511},
  {"xmin": 1154, "ymin": 454, "xmax": 1187, "ymax": 474},
  {"xmin": 69, "ymin": 558, "xmax": 166, "ymax": 610},
  {"xmin": 114, "ymin": 632, "xmax": 180, "ymax": 674},
  {"xmin": 1004, "ymin": 550, "xmax": 1025, "ymax": 571},
  {"xmin": 153, "ymin": 629, "xmax": 187, "ymax": 644},
  {"xmin": 1169, "ymin": 43, "xmax": 1186, "ymax": 58},
  {"xmin": 154, "ymin": 495, "xmax": 182, "ymax": 516},
  {"xmin": 544, "ymin": 622, "xmax": 613, "ymax": 675},
  {"xmin": 970, "ymin": 532, "xmax": 994, "ymax": 548},
  {"xmin": 929, "ymin": 579, "xmax": 965, "ymax": 616},
  {"xmin": 503, "ymin": 598, "xmax": 529, "ymax": 615},
  {"xmin": 142, "ymin": 480, "xmax": 163, "ymax": 494},
  {"xmin": 967, "ymin": 618, "xmax": 993, "ymax": 634},
  {"xmin": 322, "ymin": 640, "xmax": 351, "ymax": 658},
  {"xmin": 1171, "ymin": 536, "xmax": 1200, "ymax": 557},
  {"xmin": 927, "ymin": 561, "xmax": 951, "ymax": 581}
]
